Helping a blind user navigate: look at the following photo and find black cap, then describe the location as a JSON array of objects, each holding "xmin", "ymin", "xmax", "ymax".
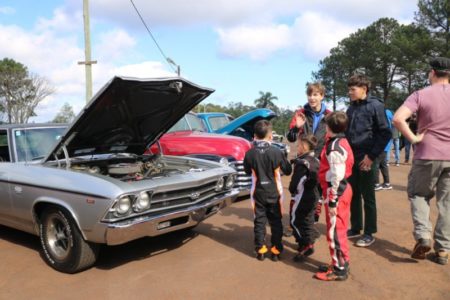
[{"xmin": 429, "ymin": 57, "xmax": 450, "ymax": 72}]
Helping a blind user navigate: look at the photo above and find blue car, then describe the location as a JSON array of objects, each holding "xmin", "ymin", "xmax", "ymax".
[{"xmin": 197, "ymin": 108, "xmax": 289, "ymax": 157}]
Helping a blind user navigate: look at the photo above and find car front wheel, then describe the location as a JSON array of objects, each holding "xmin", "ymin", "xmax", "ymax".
[{"xmin": 39, "ymin": 207, "xmax": 99, "ymax": 273}]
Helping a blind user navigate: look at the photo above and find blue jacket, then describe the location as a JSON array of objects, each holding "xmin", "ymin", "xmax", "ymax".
[
  {"xmin": 345, "ymin": 95, "xmax": 392, "ymax": 161},
  {"xmin": 384, "ymin": 109, "xmax": 393, "ymax": 152}
]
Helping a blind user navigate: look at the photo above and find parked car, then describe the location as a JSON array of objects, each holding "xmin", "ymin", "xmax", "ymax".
[
  {"xmin": 197, "ymin": 108, "xmax": 289, "ymax": 157},
  {"xmin": 149, "ymin": 112, "xmax": 252, "ymax": 196},
  {"xmin": 0, "ymin": 77, "xmax": 238, "ymax": 273}
]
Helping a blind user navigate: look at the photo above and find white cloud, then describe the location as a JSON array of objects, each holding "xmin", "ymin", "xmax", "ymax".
[
  {"xmin": 291, "ymin": 12, "xmax": 355, "ymax": 58},
  {"xmin": 95, "ymin": 29, "xmax": 136, "ymax": 61},
  {"xmin": 216, "ymin": 24, "xmax": 291, "ymax": 61},
  {"xmin": 0, "ymin": 6, "xmax": 15, "ymax": 14}
]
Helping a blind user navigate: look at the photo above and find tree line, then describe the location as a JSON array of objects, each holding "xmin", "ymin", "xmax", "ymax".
[{"xmin": 0, "ymin": 0, "xmax": 447, "ymax": 133}]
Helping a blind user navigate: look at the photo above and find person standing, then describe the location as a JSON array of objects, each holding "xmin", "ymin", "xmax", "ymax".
[
  {"xmin": 393, "ymin": 57, "xmax": 450, "ymax": 265},
  {"xmin": 391, "ymin": 124, "xmax": 401, "ymax": 166},
  {"xmin": 374, "ymin": 108, "xmax": 393, "ymax": 191},
  {"xmin": 345, "ymin": 74, "xmax": 391, "ymax": 247},
  {"xmin": 244, "ymin": 120, "xmax": 292, "ymax": 261},
  {"xmin": 289, "ymin": 135, "xmax": 320, "ymax": 261},
  {"xmin": 403, "ymin": 114, "xmax": 418, "ymax": 164},
  {"xmin": 287, "ymin": 82, "xmax": 331, "ymax": 223},
  {"xmin": 316, "ymin": 112, "xmax": 354, "ymax": 281}
]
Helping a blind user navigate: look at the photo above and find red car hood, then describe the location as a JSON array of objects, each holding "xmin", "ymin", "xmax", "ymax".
[{"xmin": 152, "ymin": 131, "xmax": 251, "ymax": 161}]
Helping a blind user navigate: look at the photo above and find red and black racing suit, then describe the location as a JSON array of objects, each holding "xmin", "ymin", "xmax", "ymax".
[{"xmin": 319, "ymin": 135, "xmax": 354, "ymax": 271}]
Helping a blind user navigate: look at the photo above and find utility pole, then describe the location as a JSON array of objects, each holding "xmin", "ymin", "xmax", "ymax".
[{"xmin": 78, "ymin": 0, "xmax": 97, "ymax": 102}]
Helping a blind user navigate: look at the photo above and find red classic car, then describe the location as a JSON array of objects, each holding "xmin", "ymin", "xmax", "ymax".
[{"xmin": 150, "ymin": 112, "xmax": 252, "ymax": 196}]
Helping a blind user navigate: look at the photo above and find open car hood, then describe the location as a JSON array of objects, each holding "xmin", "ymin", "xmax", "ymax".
[
  {"xmin": 44, "ymin": 76, "xmax": 213, "ymax": 162},
  {"xmin": 216, "ymin": 108, "xmax": 276, "ymax": 135}
]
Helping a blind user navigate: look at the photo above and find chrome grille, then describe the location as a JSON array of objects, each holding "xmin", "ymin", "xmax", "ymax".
[
  {"xmin": 230, "ymin": 160, "xmax": 251, "ymax": 190},
  {"xmin": 149, "ymin": 181, "xmax": 218, "ymax": 211}
]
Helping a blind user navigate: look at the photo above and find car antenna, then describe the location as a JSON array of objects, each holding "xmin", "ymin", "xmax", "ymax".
[{"xmin": 129, "ymin": 0, "xmax": 181, "ymax": 76}]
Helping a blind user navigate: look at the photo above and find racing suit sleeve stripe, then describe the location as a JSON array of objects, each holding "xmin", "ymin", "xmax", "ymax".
[{"xmin": 326, "ymin": 147, "xmax": 347, "ymax": 207}]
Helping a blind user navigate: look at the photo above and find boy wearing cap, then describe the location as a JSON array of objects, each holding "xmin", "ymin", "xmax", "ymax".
[
  {"xmin": 244, "ymin": 120, "xmax": 292, "ymax": 261},
  {"xmin": 393, "ymin": 57, "xmax": 450, "ymax": 265}
]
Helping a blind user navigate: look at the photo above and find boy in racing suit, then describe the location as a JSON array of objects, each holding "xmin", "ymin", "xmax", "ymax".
[
  {"xmin": 244, "ymin": 120, "xmax": 292, "ymax": 261},
  {"xmin": 316, "ymin": 112, "xmax": 354, "ymax": 281}
]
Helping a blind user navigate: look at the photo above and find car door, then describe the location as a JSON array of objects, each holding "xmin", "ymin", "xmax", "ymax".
[{"xmin": 0, "ymin": 129, "xmax": 13, "ymax": 224}]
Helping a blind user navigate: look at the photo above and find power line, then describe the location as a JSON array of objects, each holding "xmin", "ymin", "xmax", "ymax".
[{"xmin": 129, "ymin": 0, "xmax": 178, "ymax": 74}]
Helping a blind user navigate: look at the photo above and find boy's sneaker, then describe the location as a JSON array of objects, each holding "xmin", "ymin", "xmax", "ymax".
[
  {"xmin": 270, "ymin": 246, "xmax": 281, "ymax": 262},
  {"xmin": 355, "ymin": 234, "xmax": 375, "ymax": 247},
  {"xmin": 315, "ymin": 267, "xmax": 348, "ymax": 281},
  {"xmin": 382, "ymin": 183, "xmax": 393, "ymax": 190},
  {"xmin": 318, "ymin": 262, "xmax": 350, "ymax": 273},
  {"xmin": 411, "ymin": 238, "xmax": 431, "ymax": 259},
  {"xmin": 256, "ymin": 245, "xmax": 268, "ymax": 261},
  {"xmin": 435, "ymin": 250, "xmax": 449, "ymax": 265},
  {"xmin": 395, "ymin": 162, "xmax": 400, "ymax": 166},
  {"xmin": 374, "ymin": 184, "xmax": 383, "ymax": 191},
  {"xmin": 293, "ymin": 244, "xmax": 314, "ymax": 262},
  {"xmin": 347, "ymin": 229, "xmax": 361, "ymax": 238}
]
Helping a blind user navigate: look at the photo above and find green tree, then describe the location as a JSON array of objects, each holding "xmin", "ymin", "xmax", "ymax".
[
  {"xmin": 0, "ymin": 58, "xmax": 54, "ymax": 123},
  {"xmin": 53, "ymin": 102, "xmax": 76, "ymax": 123},
  {"xmin": 415, "ymin": 0, "xmax": 450, "ymax": 56},
  {"xmin": 254, "ymin": 91, "xmax": 278, "ymax": 111}
]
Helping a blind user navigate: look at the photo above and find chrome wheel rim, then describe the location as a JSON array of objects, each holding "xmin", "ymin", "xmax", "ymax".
[{"xmin": 46, "ymin": 214, "xmax": 70, "ymax": 260}]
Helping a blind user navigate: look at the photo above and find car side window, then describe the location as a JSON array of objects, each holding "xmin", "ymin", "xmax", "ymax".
[
  {"xmin": 186, "ymin": 114, "xmax": 206, "ymax": 132},
  {"xmin": 208, "ymin": 116, "xmax": 230, "ymax": 131},
  {"xmin": 0, "ymin": 130, "xmax": 10, "ymax": 162}
]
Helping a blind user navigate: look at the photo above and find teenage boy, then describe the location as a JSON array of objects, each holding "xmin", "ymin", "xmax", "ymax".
[
  {"xmin": 244, "ymin": 120, "xmax": 292, "ymax": 261},
  {"xmin": 287, "ymin": 82, "xmax": 331, "ymax": 223},
  {"xmin": 345, "ymin": 74, "xmax": 391, "ymax": 247},
  {"xmin": 316, "ymin": 112, "xmax": 354, "ymax": 281}
]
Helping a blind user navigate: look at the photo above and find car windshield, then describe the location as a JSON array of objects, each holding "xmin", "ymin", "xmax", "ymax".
[
  {"xmin": 208, "ymin": 116, "xmax": 230, "ymax": 131},
  {"xmin": 168, "ymin": 114, "xmax": 206, "ymax": 133},
  {"xmin": 14, "ymin": 127, "xmax": 66, "ymax": 162}
]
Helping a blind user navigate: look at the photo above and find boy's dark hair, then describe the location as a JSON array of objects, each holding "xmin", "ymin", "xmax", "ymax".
[
  {"xmin": 300, "ymin": 134, "xmax": 318, "ymax": 150},
  {"xmin": 326, "ymin": 112, "xmax": 348, "ymax": 134},
  {"xmin": 347, "ymin": 74, "xmax": 371, "ymax": 93},
  {"xmin": 254, "ymin": 120, "xmax": 272, "ymax": 139},
  {"xmin": 306, "ymin": 82, "xmax": 325, "ymax": 96}
]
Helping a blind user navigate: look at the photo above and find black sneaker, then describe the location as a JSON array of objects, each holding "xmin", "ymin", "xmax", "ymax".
[
  {"xmin": 382, "ymin": 183, "xmax": 393, "ymax": 190},
  {"xmin": 435, "ymin": 250, "xmax": 449, "ymax": 265},
  {"xmin": 347, "ymin": 229, "xmax": 361, "ymax": 238},
  {"xmin": 293, "ymin": 244, "xmax": 314, "ymax": 262},
  {"xmin": 355, "ymin": 234, "xmax": 375, "ymax": 247},
  {"xmin": 256, "ymin": 245, "xmax": 268, "ymax": 261},
  {"xmin": 374, "ymin": 184, "xmax": 383, "ymax": 191},
  {"xmin": 411, "ymin": 238, "xmax": 431, "ymax": 259},
  {"xmin": 270, "ymin": 246, "xmax": 281, "ymax": 262}
]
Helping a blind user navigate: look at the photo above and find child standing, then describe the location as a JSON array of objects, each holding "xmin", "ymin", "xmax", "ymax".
[
  {"xmin": 289, "ymin": 135, "xmax": 320, "ymax": 261},
  {"xmin": 316, "ymin": 112, "xmax": 354, "ymax": 281},
  {"xmin": 244, "ymin": 120, "xmax": 292, "ymax": 261}
]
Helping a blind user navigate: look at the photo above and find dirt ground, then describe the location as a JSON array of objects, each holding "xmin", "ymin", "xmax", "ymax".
[{"xmin": 1, "ymin": 159, "xmax": 449, "ymax": 300}]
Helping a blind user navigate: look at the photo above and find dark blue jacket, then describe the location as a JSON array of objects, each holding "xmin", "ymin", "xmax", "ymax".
[{"xmin": 345, "ymin": 95, "xmax": 391, "ymax": 161}]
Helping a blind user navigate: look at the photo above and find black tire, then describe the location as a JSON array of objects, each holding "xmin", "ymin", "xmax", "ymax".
[{"xmin": 39, "ymin": 207, "xmax": 99, "ymax": 273}]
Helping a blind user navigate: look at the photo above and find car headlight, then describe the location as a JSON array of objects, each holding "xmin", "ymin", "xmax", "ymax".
[
  {"xmin": 225, "ymin": 175, "xmax": 235, "ymax": 189},
  {"xmin": 215, "ymin": 177, "xmax": 225, "ymax": 191},
  {"xmin": 116, "ymin": 196, "xmax": 131, "ymax": 215},
  {"xmin": 134, "ymin": 191, "xmax": 151, "ymax": 212},
  {"xmin": 219, "ymin": 157, "xmax": 229, "ymax": 166}
]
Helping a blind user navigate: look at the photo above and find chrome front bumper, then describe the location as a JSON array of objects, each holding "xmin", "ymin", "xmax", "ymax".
[{"xmin": 104, "ymin": 189, "xmax": 239, "ymax": 245}]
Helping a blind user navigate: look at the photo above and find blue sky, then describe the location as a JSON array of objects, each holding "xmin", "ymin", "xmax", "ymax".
[{"xmin": 0, "ymin": 0, "xmax": 417, "ymax": 122}]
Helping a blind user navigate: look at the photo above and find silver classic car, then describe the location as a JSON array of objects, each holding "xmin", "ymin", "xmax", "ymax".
[{"xmin": 0, "ymin": 77, "xmax": 238, "ymax": 273}]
